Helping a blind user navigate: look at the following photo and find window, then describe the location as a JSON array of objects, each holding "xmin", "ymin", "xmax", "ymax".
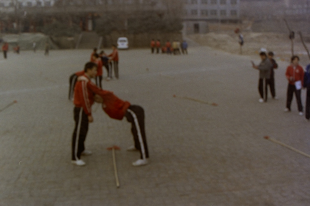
[
  {"xmin": 191, "ymin": 9, "xmax": 198, "ymax": 15},
  {"xmin": 45, "ymin": 1, "xmax": 51, "ymax": 6},
  {"xmin": 211, "ymin": 0, "xmax": 217, "ymax": 5},
  {"xmin": 201, "ymin": 0, "xmax": 208, "ymax": 3},
  {"xmin": 220, "ymin": 0, "xmax": 226, "ymax": 5},
  {"xmin": 191, "ymin": 0, "xmax": 197, "ymax": 4},
  {"xmin": 201, "ymin": 10, "xmax": 208, "ymax": 16},
  {"xmin": 27, "ymin": 2, "xmax": 32, "ymax": 7},
  {"xmin": 9, "ymin": 2, "xmax": 14, "ymax": 6},
  {"xmin": 230, "ymin": 10, "xmax": 237, "ymax": 16},
  {"xmin": 37, "ymin": 1, "xmax": 42, "ymax": 6},
  {"xmin": 220, "ymin": 10, "xmax": 226, "ymax": 16},
  {"xmin": 210, "ymin": 10, "xmax": 217, "ymax": 16},
  {"xmin": 231, "ymin": 0, "xmax": 237, "ymax": 5}
]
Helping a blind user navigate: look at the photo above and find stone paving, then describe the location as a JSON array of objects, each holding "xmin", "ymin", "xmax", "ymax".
[{"xmin": 0, "ymin": 46, "xmax": 310, "ymax": 206}]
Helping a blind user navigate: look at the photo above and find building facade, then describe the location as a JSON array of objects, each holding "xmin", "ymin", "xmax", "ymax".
[{"xmin": 183, "ymin": 0, "xmax": 240, "ymax": 34}]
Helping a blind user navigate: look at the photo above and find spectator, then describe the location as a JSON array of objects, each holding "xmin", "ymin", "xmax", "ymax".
[
  {"xmin": 156, "ymin": 39, "xmax": 161, "ymax": 54},
  {"xmin": 150, "ymin": 39, "xmax": 155, "ymax": 54},
  {"xmin": 267, "ymin": 52, "xmax": 278, "ymax": 99},
  {"xmin": 2, "ymin": 42, "xmax": 8, "ymax": 59},
  {"xmin": 284, "ymin": 55, "xmax": 304, "ymax": 115},
  {"xmin": 181, "ymin": 40, "xmax": 188, "ymax": 54},
  {"xmin": 303, "ymin": 63, "xmax": 310, "ymax": 121}
]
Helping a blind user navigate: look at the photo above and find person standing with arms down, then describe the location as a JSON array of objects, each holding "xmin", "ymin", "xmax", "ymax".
[
  {"xmin": 267, "ymin": 52, "xmax": 278, "ymax": 99},
  {"xmin": 303, "ymin": 64, "xmax": 310, "ymax": 121},
  {"xmin": 166, "ymin": 40, "xmax": 171, "ymax": 55},
  {"xmin": 156, "ymin": 39, "xmax": 161, "ymax": 54},
  {"xmin": 108, "ymin": 44, "xmax": 119, "ymax": 79},
  {"xmin": 150, "ymin": 39, "xmax": 155, "ymax": 54},
  {"xmin": 181, "ymin": 40, "xmax": 188, "ymax": 54},
  {"xmin": 45, "ymin": 42, "xmax": 49, "ymax": 56},
  {"xmin": 90, "ymin": 47, "xmax": 97, "ymax": 61},
  {"xmin": 252, "ymin": 52, "xmax": 273, "ymax": 103},
  {"xmin": 71, "ymin": 62, "xmax": 109, "ymax": 166},
  {"xmin": 33, "ymin": 42, "xmax": 36, "ymax": 53},
  {"xmin": 2, "ymin": 42, "xmax": 8, "ymax": 59},
  {"xmin": 284, "ymin": 56, "xmax": 304, "ymax": 115},
  {"xmin": 94, "ymin": 53, "xmax": 103, "ymax": 88},
  {"xmin": 94, "ymin": 92, "xmax": 149, "ymax": 166}
]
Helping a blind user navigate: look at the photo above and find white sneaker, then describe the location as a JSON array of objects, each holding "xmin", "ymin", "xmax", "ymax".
[
  {"xmin": 82, "ymin": 150, "xmax": 92, "ymax": 156},
  {"xmin": 132, "ymin": 159, "xmax": 148, "ymax": 166},
  {"xmin": 127, "ymin": 146, "xmax": 138, "ymax": 151},
  {"xmin": 259, "ymin": 98, "xmax": 264, "ymax": 103},
  {"xmin": 284, "ymin": 108, "xmax": 290, "ymax": 112},
  {"xmin": 71, "ymin": 160, "xmax": 86, "ymax": 166},
  {"xmin": 299, "ymin": 112, "xmax": 303, "ymax": 116},
  {"xmin": 106, "ymin": 77, "xmax": 111, "ymax": 81},
  {"xmin": 273, "ymin": 96, "xmax": 279, "ymax": 100}
]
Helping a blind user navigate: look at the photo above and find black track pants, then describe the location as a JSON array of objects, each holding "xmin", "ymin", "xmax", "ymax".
[
  {"xmin": 125, "ymin": 105, "xmax": 149, "ymax": 160},
  {"xmin": 72, "ymin": 107, "xmax": 89, "ymax": 160}
]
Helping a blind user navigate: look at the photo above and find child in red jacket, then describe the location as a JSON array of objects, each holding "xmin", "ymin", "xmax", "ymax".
[
  {"xmin": 94, "ymin": 92, "xmax": 149, "ymax": 166},
  {"xmin": 285, "ymin": 55, "xmax": 304, "ymax": 115}
]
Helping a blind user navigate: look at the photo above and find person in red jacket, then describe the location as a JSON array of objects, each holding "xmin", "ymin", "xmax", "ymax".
[
  {"xmin": 71, "ymin": 62, "xmax": 109, "ymax": 166},
  {"xmin": 285, "ymin": 55, "xmax": 304, "ymax": 115},
  {"xmin": 2, "ymin": 42, "xmax": 8, "ymax": 59},
  {"xmin": 108, "ymin": 44, "xmax": 119, "ymax": 79},
  {"xmin": 150, "ymin": 39, "xmax": 155, "ymax": 54},
  {"xmin": 156, "ymin": 39, "xmax": 161, "ymax": 54},
  {"xmin": 94, "ymin": 92, "xmax": 149, "ymax": 166},
  {"xmin": 93, "ymin": 53, "xmax": 103, "ymax": 88},
  {"xmin": 165, "ymin": 40, "xmax": 171, "ymax": 55},
  {"xmin": 90, "ymin": 47, "xmax": 97, "ymax": 61},
  {"xmin": 68, "ymin": 70, "xmax": 85, "ymax": 100}
]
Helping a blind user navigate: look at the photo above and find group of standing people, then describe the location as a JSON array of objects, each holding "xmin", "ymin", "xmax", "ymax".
[
  {"xmin": 253, "ymin": 51, "xmax": 310, "ymax": 121},
  {"xmin": 150, "ymin": 39, "xmax": 188, "ymax": 55}
]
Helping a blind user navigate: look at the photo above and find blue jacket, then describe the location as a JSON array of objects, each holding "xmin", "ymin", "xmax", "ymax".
[
  {"xmin": 303, "ymin": 64, "xmax": 310, "ymax": 88},
  {"xmin": 182, "ymin": 41, "xmax": 188, "ymax": 49}
]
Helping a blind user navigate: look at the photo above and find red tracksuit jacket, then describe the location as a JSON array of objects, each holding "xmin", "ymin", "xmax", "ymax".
[
  {"xmin": 96, "ymin": 59, "xmax": 103, "ymax": 76},
  {"xmin": 285, "ymin": 65, "xmax": 304, "ymax": 86},
  {"xmin": 74, "ymin": 75, "xmax": 109, "ymax": 116},
  {"xmin": 75, "ymin": 70, "xmax": 84, "ymax": 76},
  {"xmin": 109, "ymin": 49, "xmax": 119, "ymax": 61},
  {"xmin": 99, "ymin": 92, "xmax": 130, "ymax": 120}
]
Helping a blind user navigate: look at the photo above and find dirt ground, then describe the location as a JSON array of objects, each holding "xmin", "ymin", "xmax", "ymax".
[{"xmin": 188, "ymin": 32, "xmax": 310, "ymax": 66}]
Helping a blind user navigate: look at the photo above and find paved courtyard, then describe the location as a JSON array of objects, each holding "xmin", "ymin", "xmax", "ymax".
[{"xmin": 0, "ymin": 46, "xmax": 310, "ymax": 206}]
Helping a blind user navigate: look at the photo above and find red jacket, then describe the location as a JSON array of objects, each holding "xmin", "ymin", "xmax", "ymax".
[
  {"xmin": 109, "ymin": 49, "xmax": 119, "ymax": 61},
  {"xmin": 100, "ymin": 91, "xmax": 130, "ymax": 120},
  {"xmin": 90, "ymin": 52, "xmax": 96, "ymax": 61},
  {"xmin": 2, "ymin": 43, "xmax": 8, "ymax": 51},
  {"xmin": 75, "ymin": 70, "xmax": 84, "ymax": 76},
  {"xmin": 96, "ymin": 59, "xmax": 103, "ymax": 76},
  {"xmin": 74, "ymin": 75, "xmax": 109, "ymax": 116},
  {"xmin": 150, "ymin": 41, "xmax": 155, "ymax": 48},
  {"xmin": 285, "ymin": 65, "xmax": 304, "ymax": 85},
  {"xmin": 156, "ymin": 41, "xmax": 161, "ymax": 48}
]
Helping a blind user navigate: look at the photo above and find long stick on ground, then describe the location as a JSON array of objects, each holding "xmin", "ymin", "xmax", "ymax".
[
  {"xmin": 0, "ymin": 100, "xmax": 17, "ymax": 113},
  {"xmin": 107, "ymin": 145, "xmax": 120, "ymax": 188},
  {"xmin": 264, "ymin": 136, "xmax": 310, "ymax": 159},
  {"xmin": 298, "ymin": 31, "xmax": 310, "ymax": 60},
  {"xmin": 173, "ymin": 95, "xmax": 218, "ymax": 106}
]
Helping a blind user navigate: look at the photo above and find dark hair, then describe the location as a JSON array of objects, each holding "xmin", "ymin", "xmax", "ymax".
[
  {"xmin": 93, "ymin": 53, "xmax": 99, "ymax": 58},
  {"xmin": 291, "ymin": 55, "xmax": 300, "ymax": 62},
  {"xmin": 268, "ymin": 51, "xmax": 274, "ymax": 56},
  {"xmin": 93, "ymin": 47, "xmax": 97, "ymax": 51},
  {"xmin": 99, "ymin": 51, "xmax": 104, "ymax": 54},
  {"xmin": 84, "ymin": 62, "xmax": 97, "ymax": 72},
  {"xmin": 112, "ymin": 44, "xmax": 116, "ymax": 47},
  {"xmin": 259, "ymin": 52, "xmax": 267, "ymax": 57}
]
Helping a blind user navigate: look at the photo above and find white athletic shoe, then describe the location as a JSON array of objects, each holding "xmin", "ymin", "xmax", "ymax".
[
  {"xmin": 299, "ymin": 112, "xmax": 304, "ymax": 116},
  {"xmin": 132, "ymin": 159, "xmax": 148, "ymax": 166},
  {"xmin": 82, "ymin": 150, "xmax": 92, "ymax": 156},
  {"xmin": 284, "ymin": 108, "xmax": 290, "ymax": 112},
  {"xmin": 106, "ymin": 77, "xmax": 111, "ymax": 81},
  {"xmin": 71, "ymin": 160, "xmax": 86, "ymax": 166},
  {"xmin": 127, "ymin": 146, "xmax": 138, "ymax": 151},
  {"xmin": 273, "ymin": 96, "xmax": 279, "ymax": 100},
  {"xmin": 259, "ymin": 98, "xmax": 264, "ymax": 103}
]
